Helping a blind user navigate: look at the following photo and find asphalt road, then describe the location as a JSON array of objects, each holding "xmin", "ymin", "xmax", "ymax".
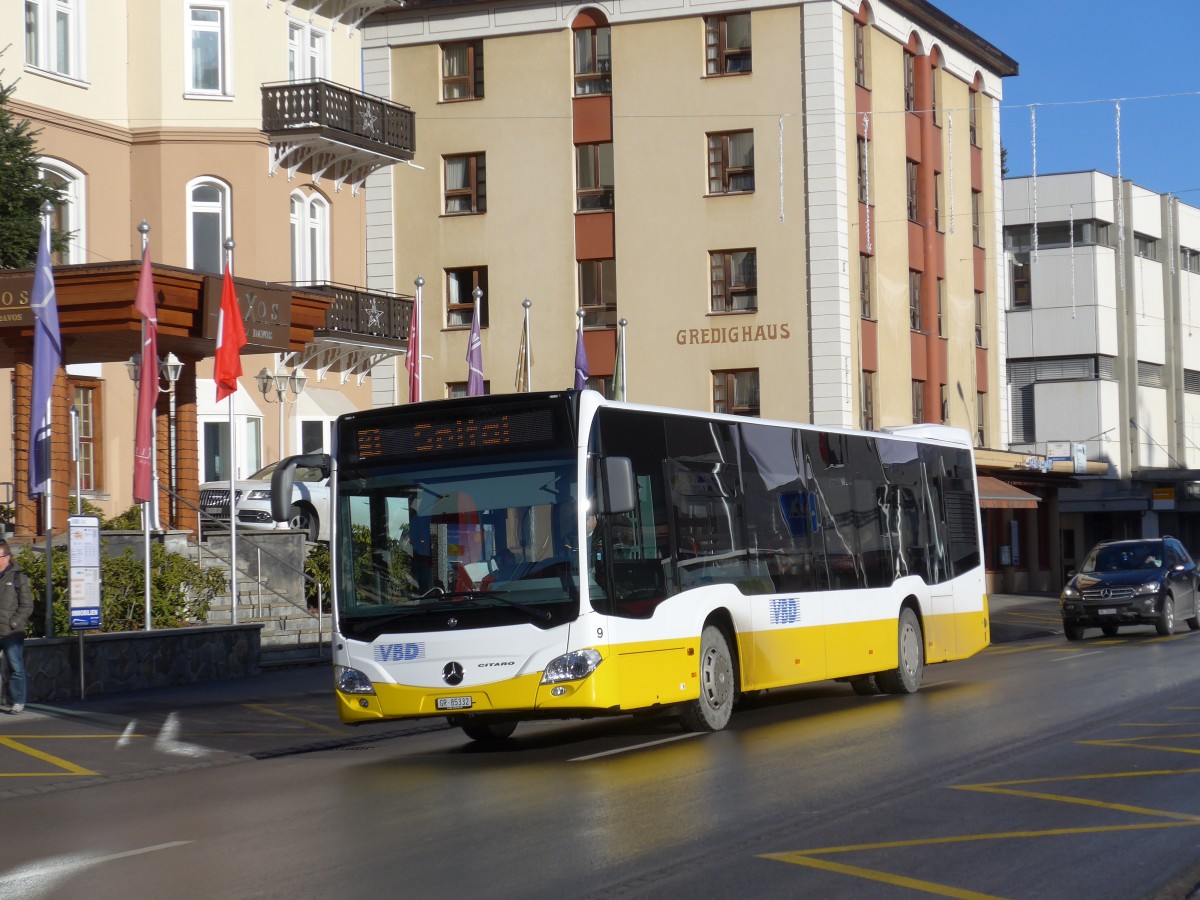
[{"xmin": 5, "ymin": 594, "xmax": 1200, "ymax": 899}]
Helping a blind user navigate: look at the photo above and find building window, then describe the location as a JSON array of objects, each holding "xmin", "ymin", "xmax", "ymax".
[
  {"xmin": 707, "ymin": 131, "xmax": 754, "ymax": 194},
  {"xmin": 976, "ymin": 392, "xmax": 987, "ymax": 447},
  {"xmin": 909, "ymin": 270, "xmax": 922, "ymax": 331},
  {"xmin": 940, "ymin": 385, "xmax": 949, "ymax": 423},
  {"xmin": 446, "ymin": 266, "xmax": 488, "ymax": 328},
  {"xmin": 860, "ymin": 370, "xmax": 875, "ymax": 431},
  {"xmin": 1006, "ymin": 220, "xmax": 1112, "ymax": 252},
  {"xmin": 442, "ymin": 40, "xmax": 484, "ymax": 101},
  {"xmin": 288, "ymin": 18, "xmax": 328, "ymax": 81},
  {"xmin": 444, "ymin": 153, "xmax": 487, "ymax": 215},
  {"xmin": 906, "ymin": 160, "xmax": 919, "ymax": 222},
  {"xmin": 1182, "ymin": 247, "xmax": 1200, "ymax": 275},
  {"xmin": 971, "ymin": 190, "xmax": 982, "ymax": 247},
  {"xmin": 576, "ymin": 143, "xmax": 613, "ymax": 211},
  {"xmin": 856, "ymin": 137, "xmax": 869, "ymax": 204},
  {"xmin": 1010, "ymin": 254, "xmax": 1031, "ymax": 308},
  {"xmin": 25, "ymin": 0, "xmax": 84, "ymax": 79},
  {"xmin": 710, "ymin": 249, "xmax": 757, "ymax": 313},
  {"xmin": 38, "ymin": 159, "xmax": 85, "ymax": 265},
  {"xmin": 290, "ymin": 190, "xmax": 329, "ymax": 284},
  {"xmin": 934, "ymin": 172, "xmax": 944, "ymax": 232},
  {"xmin": 71, "ymin": 379, "xmax": 101, "ymax": 492},
  {"xmin": 579, "ymin": 259, "xmax": 617, "ymax": 328},
  {"xmin": 447, "ymin": 380, "xmax": 490, "ymax": 398},
  {"xmin": 705, "ymin": 13, "xmax": 751, "ymax": 75},
  {"xmin": 713, "ymin": 369, "xmax": 759, "ymax": 417},
  {"xmin": 186, "ymin": 3, "xmax": 231, "ymax": 96},
  {"xmin": 586, "ymin": 375, "xmax": 613, "ymax": 398},
  {"xmin": 969, "ymin": 88, "xmax": 979, "ymax": 147},
  {"xmin": 903, "ymin": 51, "xmax": 916, "ymax": 112},
  {"xmin": 853, "ymin": 20, "xmax": 867, "ymax": 88},
  {"xmin": 187, "ymin": 177, "xmax": 230, "ymax": 275},
  {"xmin": 930, "ymin": 66, "xmax": 940, "ymax": 125},
  {"xmin": 1134, "ymin": 233, "xmax": 1158, "ymax": 260},
  {"xmin": 573, "ymin": 26, "xmax": 611, "ymax": 95},
  {"xmin": 975, "ymin": 290, "xmax": 986, "ymax": 347},
  {"xmin": 911, "ymin": 380, "xmax": 924, "ymax": 424},
  {"xmin": 859, "ymin": 253, "xmax": 873, "ymax": 319},
  {"xmin": 936, "ymin": 278, "xmax": 945, "ymax": 337}
]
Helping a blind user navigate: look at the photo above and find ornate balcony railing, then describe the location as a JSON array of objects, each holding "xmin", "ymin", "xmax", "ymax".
[
  {"xmin": 298, "ymin": 282, "xmax": 414, "ymax": 342},
  {"xmin": 262, "ymin": 79, "xmax": 415, "ymax": 160}
]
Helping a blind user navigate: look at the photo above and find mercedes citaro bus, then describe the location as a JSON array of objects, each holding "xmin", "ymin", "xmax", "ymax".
[{"xmin": 272, "ymin": 390, "xmax": 988, "ymax": 741}]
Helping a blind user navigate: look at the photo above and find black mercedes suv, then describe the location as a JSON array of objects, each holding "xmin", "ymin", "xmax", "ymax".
[{"xmin": 1060, "ymin": 537, "xmax": 1200, "ymax": 640}]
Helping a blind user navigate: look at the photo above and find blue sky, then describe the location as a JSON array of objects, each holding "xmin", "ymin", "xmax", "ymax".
[{"xmin": 934, "ymin": 1, "xmax": 1200, "ymax": 205}]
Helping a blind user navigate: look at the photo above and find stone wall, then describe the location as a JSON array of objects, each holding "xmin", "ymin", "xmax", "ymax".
[{"xmin": 13, "ymin": 625, "xmax": 263, "ymax": 703}]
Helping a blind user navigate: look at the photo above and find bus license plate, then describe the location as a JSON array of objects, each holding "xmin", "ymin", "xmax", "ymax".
[
  {"xmin": 437, "ymin": 696, "xmax": 473, "ymax": 710},
  {"xmin": 1098, "ymin": 608, "xmax": 1116, "ymax": 616}
]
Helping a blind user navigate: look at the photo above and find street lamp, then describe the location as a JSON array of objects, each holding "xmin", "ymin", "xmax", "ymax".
[
  {"xmin": 126, "ymin": 351, "xmax": 185, "ymax": 527},
  {"xmin": 256, "ymin": 366, "xmax": 308, "ymax": 459}
]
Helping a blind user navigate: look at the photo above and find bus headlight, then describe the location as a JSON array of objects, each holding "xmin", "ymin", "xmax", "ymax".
[
  {"xmin": 336, "ymin": 666, "xmax": 376, "ymax": 695},
  {"xmin": 541, "ymin": 649, "xmax": 603, "ymax": 684}
]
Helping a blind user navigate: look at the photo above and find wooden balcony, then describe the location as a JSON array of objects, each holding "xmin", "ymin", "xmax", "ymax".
[{"xmin": 262, "ymin": 79, "xmax": 415, "ymax": 193}]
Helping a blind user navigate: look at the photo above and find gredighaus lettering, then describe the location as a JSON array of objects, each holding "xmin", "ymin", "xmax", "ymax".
[{"xmin": 676, "ymin": 323, "xmax": 791, "ymax": 345}]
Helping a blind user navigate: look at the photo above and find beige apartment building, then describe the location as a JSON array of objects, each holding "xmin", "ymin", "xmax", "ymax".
[
  {"xmin": 1, "ymin": 0, "xmax": 414, "ymax": 538},
  {"xmin": 362, "ymin": 0, "xmax": 1017, "ymax": 440}
]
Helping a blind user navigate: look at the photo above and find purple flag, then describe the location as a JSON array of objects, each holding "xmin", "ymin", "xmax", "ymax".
[
  {"xmin": 574, "ymin": 325, "xmax": 589, "ymax": 391},
  {"xmin": 466, "ymin": 301, "xmax": 484, "ymax": 396},
  {"xmin": 30, "ymin": 214, "xmax": 61, "ymax": 498}
]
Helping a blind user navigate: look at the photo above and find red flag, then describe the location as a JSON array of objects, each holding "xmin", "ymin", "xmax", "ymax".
[
  {"xmin": 214, "ymin": 263, "xmax": 246, "ymax": 402},
  {"xmin": 132, "ymin": 246, "xmax": 158, "ymax": 503},
  {"xmin": 405, "ymin": 293, "xmax": 421, "ymax": 403}
]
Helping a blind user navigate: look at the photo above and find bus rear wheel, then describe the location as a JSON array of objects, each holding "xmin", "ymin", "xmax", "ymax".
[
  {"xmin": 680, "ymin": 624, "xmax": 737, "ymax": 732},
  {"xmin": 460, "ymin": 719, "xmax": 517, "ymax": 742},
  {"xmin": 877, "ymin": 608, "xmax": 924, "ymax": 695}
]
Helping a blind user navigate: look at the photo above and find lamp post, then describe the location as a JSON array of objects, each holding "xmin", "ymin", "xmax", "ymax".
[
  {"xmin": 256, "ymin": 365, "xmax": 308, "ymax": 459},
  {"xmin": 126, "ymin": 351, "xmax": 185, "ymax": 527}
]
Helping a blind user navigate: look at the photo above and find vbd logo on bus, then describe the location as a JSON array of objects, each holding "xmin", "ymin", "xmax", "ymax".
[
  {"xmin": 778, "ymin": 491, "xmax": 820, "ymax": 536},
  {"xmin": 769, "ymin": 598, "xmax": 800, "ymax": 625},
  {"xmin": 374, "ymin": 642, "xmax": 426, "ymax": 662}
]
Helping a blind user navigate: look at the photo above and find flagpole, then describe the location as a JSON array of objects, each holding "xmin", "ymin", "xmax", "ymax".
[
  {"xmin": 618, "ymin": 317, "xmax": 628, "ymax": 402},
  {"xmin": 414, "ymin": 276, "xmax": 423, "ymax": 402},
  {"xmin": 33, "ymin": 200, "xmax": 58, "ymax": 638},
  {"xmin": 523, "ymin": 298, "xmax": 532, "ymax": 391},
  {"xmin": 224, "ymin": 237, "xmax": 239, "ymax": 626},
  {"xmin": 139, "ymin": 222, "xmax": 155, "ymax": 630}
]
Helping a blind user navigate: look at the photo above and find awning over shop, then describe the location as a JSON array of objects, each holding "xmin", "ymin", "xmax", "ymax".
[{"xmin": 977, "ymin": 475, "xmax": 1041, "ymax": 509}]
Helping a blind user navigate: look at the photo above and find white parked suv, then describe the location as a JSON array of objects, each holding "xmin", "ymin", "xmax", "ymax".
[{"xmin": 199, "ymin": 460, "xmax": 329, "ymax": 543}]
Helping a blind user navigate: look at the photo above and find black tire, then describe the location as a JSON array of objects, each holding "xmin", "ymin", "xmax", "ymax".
[
  {"xmin": 680, "ymin": 624, "xmax": 737, "ymax": 732},
  {"xmin": 1063, "ymin": 620, "xmax": 1085, "ymax": 641},
  {"xmin": 850, "ymin": 675, "xmax": 880, "ymax": 696},
  {"xmin": 1101, "ymin": 624, "xmax": 1119, "ymax": 637},
  {"xmin": 461, "ymin": 720, "xmax": 517, "ymax": 742},
  {"xmin": 877, "ymin": 608, "xmax": 924, "ymax": 694},
  {"xmin": 1156, "ymin": 595, "xmax": 1176, "ymax": 636},
  {"xmin": 288, "ymin": 504, "xmax": 318, "ymax": 543},
  {"xmin": 1187, "ymin": 597, "xmax": 1200, "ymax": 631}
]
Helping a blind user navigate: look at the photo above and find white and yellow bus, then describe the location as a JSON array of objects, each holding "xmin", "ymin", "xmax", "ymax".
[{"xmin": 273, "ymin": 390, "xmax": 988, "ymax": 740}]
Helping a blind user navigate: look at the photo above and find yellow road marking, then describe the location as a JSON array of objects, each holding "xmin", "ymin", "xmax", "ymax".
[
  {"xmin": 243, "ymin": 703, "xmax": 344, "ymax": 736},
  {"xmin": 0, "ymin": 737, "xmax": 98, "ymax": 776},
  {"xmin": 955, "ymin": 784, "xmax": 1200, "ymax": 822},
  {"xmin": 760, "ymin": 852, "xmax": 1004, "ymax": 899}
]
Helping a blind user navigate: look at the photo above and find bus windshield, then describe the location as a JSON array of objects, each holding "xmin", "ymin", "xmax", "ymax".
[{"xmin": 336, "ymin": 452, "xmax": 581, "ymax": 641}]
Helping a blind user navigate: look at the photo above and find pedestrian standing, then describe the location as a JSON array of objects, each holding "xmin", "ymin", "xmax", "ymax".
[{"xmin": 0, "ymin": 540, "xmax": 33, "ymax": 714}]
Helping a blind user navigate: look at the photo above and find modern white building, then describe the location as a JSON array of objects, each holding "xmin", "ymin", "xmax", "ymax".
[{"xmin": 1004, "ymin": 171, "xmax": 1200, "ymax": 562}]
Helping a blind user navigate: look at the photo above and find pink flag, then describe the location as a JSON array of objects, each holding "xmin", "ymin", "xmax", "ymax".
[
  {"xmin": 406, "ymin": 294, "xmax": 421, "ymax": 402},
  {"xmin": 214, "ymin": 264, "xmax": 246, "ymax": 402},
  {"xmin": 132, "ymin": 247, "xmax": 158, "ymax": 503}
]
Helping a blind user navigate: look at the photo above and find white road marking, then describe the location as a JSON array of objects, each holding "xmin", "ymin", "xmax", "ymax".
[
  {"xmin": 0, "ymin": 842, "xmax": 192, "ymax": 899},
  {"xmin": 1052, "ymin": 650, "xmax": 1103, "ymax": 661},
  {"xmin": 570, "ymin": 732, "xmax": 704, "ymax": 761}
]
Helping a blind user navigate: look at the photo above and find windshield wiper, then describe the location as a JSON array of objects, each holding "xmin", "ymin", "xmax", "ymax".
[{"xmin": 416, "ymin": 586, "xmax": 552, "ymax": 621}]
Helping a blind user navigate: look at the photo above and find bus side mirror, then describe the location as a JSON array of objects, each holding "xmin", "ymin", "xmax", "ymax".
[
  {"xmin": 271, "ymin": 453, "xmax": 331, "ymax": 523},
  {"xmin": 599, "ymin": 457, "xmax": 636, "ymax": 515}
]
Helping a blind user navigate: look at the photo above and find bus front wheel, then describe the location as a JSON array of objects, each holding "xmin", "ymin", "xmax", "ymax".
[
  {"xmin": 877, "ymin": 608, "xmax": 924, "ymax": 695},
  {"xmin": 680, "ymin": 624, "xmax": 737, "ymax": 732}
]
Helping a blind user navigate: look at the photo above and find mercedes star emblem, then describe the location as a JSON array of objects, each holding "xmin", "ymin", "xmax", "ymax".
[{"xmin": 443, "ymin": 662, "xmax": 464, "ymax": 686}]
